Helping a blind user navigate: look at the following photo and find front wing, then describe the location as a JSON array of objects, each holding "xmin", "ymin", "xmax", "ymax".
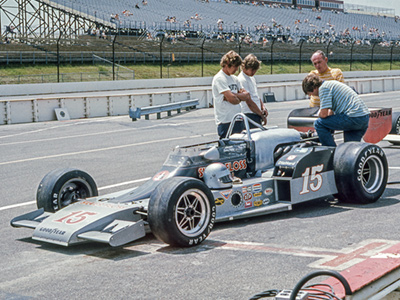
[{"xmin": 11, "ymin": 199, "xmax": 146, "ymax": 247}]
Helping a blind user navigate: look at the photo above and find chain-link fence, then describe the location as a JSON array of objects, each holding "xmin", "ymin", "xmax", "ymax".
[{"xmin": 1, "ymin": 34, "xmax": 399, "ymax": 83}]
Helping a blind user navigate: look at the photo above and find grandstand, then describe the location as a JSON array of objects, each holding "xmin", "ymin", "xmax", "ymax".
[
  {"xmin": 0, "ymin": 0, "xmax": 400, "ymax": 79},
  {"xmin": 31, "ymin": 0, "xmax": 399, "ymax": 40}
]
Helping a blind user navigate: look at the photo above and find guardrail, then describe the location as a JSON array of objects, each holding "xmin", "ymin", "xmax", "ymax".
[{"xmin": 128, "ymin": 99, "xmax": 199, "ymax": 121}]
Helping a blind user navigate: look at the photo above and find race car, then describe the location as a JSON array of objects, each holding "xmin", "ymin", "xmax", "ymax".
[{"xmin": 11, "ymin": 113, "xmax": 388, "ymax": 248}]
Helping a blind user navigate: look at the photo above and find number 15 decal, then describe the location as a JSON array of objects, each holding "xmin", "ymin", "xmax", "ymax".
[
  {"xmin": 54, "ymin": 211, "xmax": 97, "ymax": 224},
  {"xmin": 300, "ymin": 164, "xmax": 324, "ymax": 195}
]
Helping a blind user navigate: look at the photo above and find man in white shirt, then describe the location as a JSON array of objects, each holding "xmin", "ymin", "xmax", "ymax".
[
  {"xmin": 212, "ymin": 51, "xmax": 259, "ymax": 139},
  {"xmin": 237, "ymin": 54, "xmax": 268, "ymax": 128}
]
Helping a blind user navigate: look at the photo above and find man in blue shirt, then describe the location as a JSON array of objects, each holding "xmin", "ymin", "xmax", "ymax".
[{"xmin": 302, "ymin": 73, "xmax": 369, "ymax": 146}]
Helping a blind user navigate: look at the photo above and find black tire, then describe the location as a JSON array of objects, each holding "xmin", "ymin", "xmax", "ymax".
[
  {"xmin": 390, "ymin": 112, "xmax": 400, "ymax": 135},
  {"xmin": 333, "ymin": 142, "xmax": 388, "ymax": 204},
  {"xmin": 37, "ymin": 168, "xmax": 98, "ymax": 212},
  {"xmin": 148, "ymin": 177, "xmax": 216, "ymax": 247}
]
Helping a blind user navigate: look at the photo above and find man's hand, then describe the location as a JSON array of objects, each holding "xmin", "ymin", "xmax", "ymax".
[{"xmin": 261, "ymin": 113, "xmax": 267, "ymax": 125}]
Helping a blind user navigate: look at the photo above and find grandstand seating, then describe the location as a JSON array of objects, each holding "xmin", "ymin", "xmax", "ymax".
[
  {"xmin": 1, "ymin": 0, "xmax": 399, "ymax": 68},
  {"xmin": 45, "ymin": 0, "xmax": 400, "ymax": 40}
]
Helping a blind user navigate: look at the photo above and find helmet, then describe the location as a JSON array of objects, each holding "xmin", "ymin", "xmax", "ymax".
[{"xmin": 203, "ymin": 163, "xmax": 233, "ymax": 189}]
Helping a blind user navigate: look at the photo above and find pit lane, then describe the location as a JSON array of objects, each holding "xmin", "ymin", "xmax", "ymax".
[{"xmin": 1, "ymin": 91, "xmax": 400, "ymax": 299}]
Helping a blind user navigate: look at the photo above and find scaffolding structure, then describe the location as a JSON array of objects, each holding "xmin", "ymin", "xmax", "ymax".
[{"xmin": 0, "ymin": 0, "xmax": 113, "ymax": 40}]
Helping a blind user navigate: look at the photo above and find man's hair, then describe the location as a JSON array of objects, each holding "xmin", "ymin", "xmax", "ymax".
[
  {"xmin": 302, "ymin": 73, "xmax": 323, "ymax": 94},
  {"xmin": 311, "ymin": 50, "xmax": 327, "ymax": 60},
  {"xmin": 242, "ymin": 54, "xmax": 261, "ymax": 70},
  {"xmin": 220, "ymin": 50, "xmax": 242, "ymax": 68}
]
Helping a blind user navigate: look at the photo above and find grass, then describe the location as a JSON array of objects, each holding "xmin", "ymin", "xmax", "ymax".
[{"xmin": 0, "ymin": 60, "xmax": 400, "ymax": 83}]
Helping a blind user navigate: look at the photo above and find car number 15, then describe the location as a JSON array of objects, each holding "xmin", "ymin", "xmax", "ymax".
[{"xmin": 300, "ymin": 164, "xmax": 324, "ymax": 195}]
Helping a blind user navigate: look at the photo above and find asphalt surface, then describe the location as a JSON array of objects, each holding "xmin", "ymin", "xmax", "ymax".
[{"xmin": 1, "ymin": 92, "xmax": 400, "ymax": 300}]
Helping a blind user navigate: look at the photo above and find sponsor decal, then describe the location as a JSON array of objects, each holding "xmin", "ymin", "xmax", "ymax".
[
  {"xmin": 39, "ymin": 227, "xmax": 66, "ymax": 235},
  {"xmin": 369, "ymin": 109, "xmax": 391, "ymax": 118},
  {"xmin": 80, "ymin": 201, "xmax": 127, "ymax": 210},
  {"xmin": 294, "ymin": 148, "xmax": 309, "ymax": 153},
  {"xmin": 198, "ymin": 159, "xmax": 247, "ymax": 178},
  {"xmin": 265, "ymin": 188, "xmax": 273, "ymax": 196},
  {"xmin": 215, "ymin": 198, "xmax": 225, "ymax": 206},
  {"xmin": 220, "ymin": 190, "xmax": 232, "ymax": 200},
  {"xmin": 153, "ymin": 170, "xmax": 170, "ymax": 181},
  {"xmin": 225, "ymin": 159, "xmax": 247, "ymax": 172},
  {"xmin": 263, "ymin": 198, "xmax": 270, "ymax": 205},
  {"xmin": 254, "ymin": 200, "xmax": 263, "ymax": 207},
  {"xmin": 245, "ymin": 201, "xmax": 253, "ymax": 208},
  {"xmin": 198, "ymin": 167, "xmax": 205, "ymax": 178},
  {"xmin": 243, "ymin": 192, "xmax": 253, "ymax": 201},
  {"xmin": 252, "ymin": 183, "xmax": 262, "ymax": 192},
  {"xmin": 253, "ymin": 192, "xmax": 262, "ymax": 197},
  {"xmin": 242, "ymin": 186, "xmax": 252, "ymax": 193},
  {"xmin": 287, "ymin": 155, "xmax": 297, "ymax": 161}
]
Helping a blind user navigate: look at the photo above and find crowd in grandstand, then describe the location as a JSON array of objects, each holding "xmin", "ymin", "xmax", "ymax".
[{"xmin": 125, "ymin": 0, "xmax": 399, "ymax": 48}]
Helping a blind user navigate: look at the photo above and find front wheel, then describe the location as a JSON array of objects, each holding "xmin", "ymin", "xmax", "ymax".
[
  {"xmin": 148, "ymin": 177, "xmax": 216, "ymax": 247},
  {"xmin": 333, "ymin": 143, "xmax": 388, "ymax": 204},
  {"xmin": 37, "ymin": 168, "xmax": 98, "ymax": 212}
]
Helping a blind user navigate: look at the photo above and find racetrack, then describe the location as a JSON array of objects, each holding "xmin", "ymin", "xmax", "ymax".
[{"xmin": 1, "ymin": 91, "xmax": 400, "ymax": 299}]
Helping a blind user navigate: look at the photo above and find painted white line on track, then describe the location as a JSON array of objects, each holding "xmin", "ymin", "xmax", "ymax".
[
  {"xmin": 0, "ymin": 118, "xmax": 215, "ymax": 146},
  {"xmin": 98, "ymin": 177, "xmax": 151, "ymax": 190},
  {"xmin": 1, "ymin": 201, "xmax": 36, "ymax": 211},
  {"xmin": 0, "ymin": 133, "xmax": 215, "ymax": 166},
  {"xmin": 0, "ymin": 118, "xmax": 110, "ymax": 140},
  {"xmin": 0, "ymin": 177, "xmax": 152, "ymax": 212}
]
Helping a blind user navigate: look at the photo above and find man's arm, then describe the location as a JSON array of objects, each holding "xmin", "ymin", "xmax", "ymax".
[
  {"xmin": 222, "ymin": 90, "xmax": 242, "ymax": 104},
  {"xmin": 222, "ymin": 89, "xmax": 251, "ymax": 104},
  {"xmin": 318, "ymin": 108, "xmax": 334, "ymax": 118},
  {"xmin": 244, "ymin": 97, "xmax": 267, "ymax": 124}
]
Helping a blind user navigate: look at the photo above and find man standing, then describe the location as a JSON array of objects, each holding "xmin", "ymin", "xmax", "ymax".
[
  {"xmin": 237, "ymin": 54, "xmax": 268, "ymax": 128},
  {"xmin": 302, "ymin": 73, "xmax": 369, "ymax": 147},
  {"xmin": 309, "ymin": 50, "xmax": 344, "ymax": 107},
  {"xmin": 212, "ymin": 50, "xmax": 258, "ymax": 139}
]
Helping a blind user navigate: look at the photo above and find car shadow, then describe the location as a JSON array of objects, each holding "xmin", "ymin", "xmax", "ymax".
[{"xmin": 16, "ymin": 235, "xmax": 159, "ymax": 260}]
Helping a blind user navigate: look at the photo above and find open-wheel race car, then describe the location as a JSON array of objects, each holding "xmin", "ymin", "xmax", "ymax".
[{"xmin": 11, "ymin": 113, "xmax": 389, "ymax": 248}]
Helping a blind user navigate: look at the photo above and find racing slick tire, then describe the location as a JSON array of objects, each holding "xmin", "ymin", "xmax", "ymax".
[
  {"xmin": 333, "ymin": 142, "xmax": 388, "ymax": 204},
  {"xmin": 390, "ymin": 112, "xmax": 400, "ymax": 135},
  {"xmin": 37, "ymin": 168, "xmax": 98, "ymax": 212},
  {"xmin": 148, "ymin": 177, "xmax": 216, "ymax": 247}
]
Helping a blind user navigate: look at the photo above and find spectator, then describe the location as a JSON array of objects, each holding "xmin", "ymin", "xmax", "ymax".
[
  {"xmin": 309, "ymin": 50, "xmax": 344, "ymax": 107},
  {"xmin": 212, "ymin": 51, "xmax": 257, "ymax": 139},
  {"xmin": 238, "ymin": 54, "xmax": 268, "ymax": 128}
]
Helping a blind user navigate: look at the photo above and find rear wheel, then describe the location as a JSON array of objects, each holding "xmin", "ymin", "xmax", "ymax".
[
  {"xmin": 333, "ymin": 143, "xmax": 387, "ymax": 204},
  {"xmin": 389, "ymin": 112, "xmax": 400, "ymax": 145},
  {"xmin": 390, "ymin": 112, "xmax": 400, "ymax": 135},
  {"xmin": 148, "ymin": 177, "xmax": 216, "ymax": 247},
  {"xmin": 37, "ymin": 168, "xmax": 98, "ymax": 212}
]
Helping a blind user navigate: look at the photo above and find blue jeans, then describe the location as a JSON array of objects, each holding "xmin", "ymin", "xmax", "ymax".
[
  {"xmin": 217, "ymin": 121, "xmax": 243, "ymax": 139},
  {"xmin": 245, "ymin": 113, "xmax": 262, "ymax": 129},
  {"xmin": 314, "ymin": 114, "xmax": 369, "ymax": 146}
]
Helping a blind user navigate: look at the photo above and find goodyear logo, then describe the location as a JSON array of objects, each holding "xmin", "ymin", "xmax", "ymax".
[{"xmin": 215, "ymin": 198, "xmax": 225, "ymax": 206}]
